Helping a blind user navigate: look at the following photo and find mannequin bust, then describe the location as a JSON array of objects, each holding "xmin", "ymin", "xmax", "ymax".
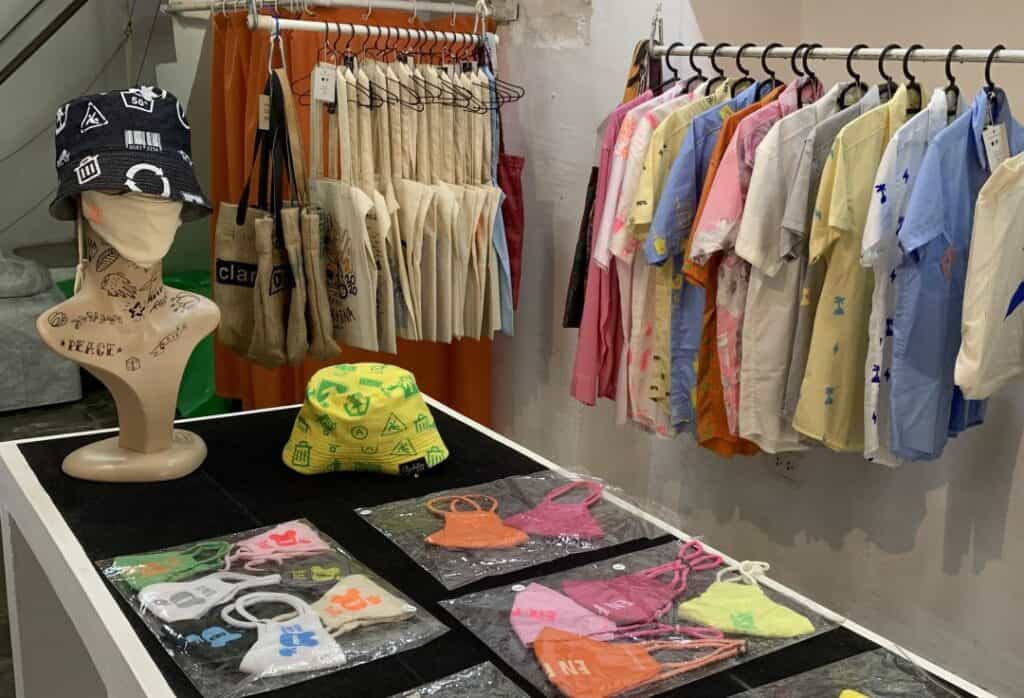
[{"xmin": 37, "ymin": 192, "xmax": 220, "ymax": 482}]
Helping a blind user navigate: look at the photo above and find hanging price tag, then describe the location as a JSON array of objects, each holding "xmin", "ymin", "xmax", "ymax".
[
  {"xmin": 983, "ymin": 123, "xmax": 1009, "ymax": 172},
  {"xmin": 313, "ymin": 64, "xmax": 337, "ymax": 103},
  {"xmin": 258, "ymin": 94, "xmax": 271, "ymax": 131}
]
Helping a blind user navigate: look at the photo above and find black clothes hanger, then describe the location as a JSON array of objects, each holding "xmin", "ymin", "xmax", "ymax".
[
  {"xmin": 704, "ymin": 42, "xmax": 730, "ymax": 95},
  {"xmin": 838, "ymin": 43, "xmax": 868, "ymax": 108},
  {"xmin": 902, "ymin": 44, "xmax": 923, "ymax": 114},
  {"xmin": 985, "ymin": 44, "xmax": 1005, "ymax": 117},
  {"xmin": 798, "ymin": 42, "xmax": 822, "ymax": 107},
  {"xmin": 683, "ymin": 41, "xmax": 707, "ymax": 93},
  {"xmin": 654, "ymin": 41, "xmax": 686, "ymax": 93},
  {"xmin": 791, "ymin": 43, "xmax": 809, "ymax": 78},
  {"xmin": 878, "ymin": 43, "xmax": 900, "ymax": 101},
  {"xmin": 731, "ymin": 42, "xmax": 756, "ymax": 97},
  {"xmin": 944, "ymin": 44, "xmax": 962, "ymax": 118},
  {"xmin": 756, "ymin": 42, "xmax": 784, "ymax": 99}
]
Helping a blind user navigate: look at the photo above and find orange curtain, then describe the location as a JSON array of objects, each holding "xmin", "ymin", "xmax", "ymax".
[{"xmin": 210, "ymin": 9, "xmax": 493, "ymax": 425}]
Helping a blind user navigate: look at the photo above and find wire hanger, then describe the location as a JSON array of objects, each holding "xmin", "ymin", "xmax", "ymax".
[
  {"xmin": 944, "ymin": 44, "xmax": 962, "ymax": 118},
  {"xmin": 704, "ymin": 42, "xmax": 730, "ymax": 95},
  {"xmin": 756, "ymin": 42, "xmax": 783, "ymax": 99},
  {"xmin": 653, "ymin": 42, "xmax": 686, "ymax": 93},
  {"xmin": 877, "ymin": 43, "xmax": 900, "ymax": 101},
  {"xmin": 838, "ymin": 43, "xmax": 868, "ymax": 108},
  {"xmin": 730, "ymin": 42, "xmax": 756, "ymax": 97},
  {"xmin": 683, "ymin": 41, "xmax": 707, "ymax": 93},
  {"xmin": 902, "ymin": 44, "xmax": 923, "ymax": 114}
]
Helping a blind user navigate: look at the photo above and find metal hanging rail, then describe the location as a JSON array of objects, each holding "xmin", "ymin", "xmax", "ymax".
[
  {"xmin": 248, "ymin": 13, "xmax": 496, "ymax": 44},
  {"xmin": 163, "ymin": 0, "xmax": 518, "ymax": 23},
  {"xmin": 651, "ymin": 42, "xmax": 1024, "ymax": 64}
]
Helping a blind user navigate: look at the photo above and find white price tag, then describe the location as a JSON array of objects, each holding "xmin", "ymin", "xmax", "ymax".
[
  {"xmin": 258, "ymin": 94, "xmax": 271, "ymax": 131},
  {"xmin": 983, "ymin": 123, "xmax": 1009, "ymax": 171},
  {"xmin": 313, "ymin": 64, "xmax": 337, "ymax": 103}
]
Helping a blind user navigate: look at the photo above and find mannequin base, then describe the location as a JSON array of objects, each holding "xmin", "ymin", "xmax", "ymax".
[{"xmin": 62, "ymin": 430, "xmax": 207, "ymax": 483}]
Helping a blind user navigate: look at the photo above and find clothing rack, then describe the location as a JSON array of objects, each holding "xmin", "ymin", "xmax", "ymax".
[
  {"xmin": 651, "ymin": 42, "xmax": 1024, "ymax": 64},
  {"xmin": 163, "ymin": 0, "xmax": 519, "ymax": 23},
  {"xmin": 248, "ymin": 13, "xmax": 496, "ymax": 44}
]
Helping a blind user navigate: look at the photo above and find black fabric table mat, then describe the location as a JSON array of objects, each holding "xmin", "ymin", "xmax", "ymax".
[{"xmin": 17, "ymin": 407, "xmax": 882, "ymax": 697}]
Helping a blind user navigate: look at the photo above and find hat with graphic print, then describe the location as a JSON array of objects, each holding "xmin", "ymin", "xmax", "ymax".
[
  {"xmin": 50, "ymin": 86, "xmax": 211, "ymax": 222},
  {"xmin": 283, "ymin": 363, "xmax": 449, "ymax": 476}
]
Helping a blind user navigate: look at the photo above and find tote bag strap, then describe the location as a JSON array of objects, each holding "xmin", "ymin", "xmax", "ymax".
[
  {"xmin": 235, "ymin": 75, "xmax": 274, "ymax": 225},
  {"xmin": 275, "ymin": 66, "xmax": 309, "ymax": 206}
]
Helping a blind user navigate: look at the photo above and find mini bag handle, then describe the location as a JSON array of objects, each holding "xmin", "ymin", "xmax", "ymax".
[
  {"xmin": 542, "ymin": 480, "xmax": 604, "ymax": 507},
  {"xmin": 426, "ymin": 494, "xmax": 498, "ymax": 516}
]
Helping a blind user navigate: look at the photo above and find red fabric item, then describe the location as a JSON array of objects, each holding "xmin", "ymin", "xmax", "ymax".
[{"xmin": 498, "ymin": 121, "xmax": 525, "ymax": 309}]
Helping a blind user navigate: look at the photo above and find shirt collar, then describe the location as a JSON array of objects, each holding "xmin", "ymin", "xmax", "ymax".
[
  {"xmin": 924, "ymin": 88, "xmax": 956, "ymax": 141},
  {"xmin": 969, "ymin": 87, "xmax": 1024, "ymax": 169}
]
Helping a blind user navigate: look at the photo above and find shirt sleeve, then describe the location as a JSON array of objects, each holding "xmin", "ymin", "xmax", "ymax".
[
  {"xmin": 780, "ymin": 131, "xmax": 815, "ymax": 261},
  {"xmin": 808, "ymin": 141, "xmax": 841, "ymax": 264},
  {"xmin": 898, "ymin": 145, "xmax": 947, "ymax": 256},
  {"xmin": 629, "ymin": 126, "xmax": 661, "ymax": 229},
  {"xmin": 735, "ymin": 130, "xmax": 786, "ymax": 275},
  {"xmin": 690, "ymin": 134, "xmax": 744, "ymax": 264},
  {"xmin": 861, "ymin": 139, "xmax": 899, "ymax": 267},
  {"xmin": 645, "ymin": 126, "xmax": 699, "ymax": 266},
  {"xmin": 610, "ymin": 121, "xmax": 654, "ymax": 260}
]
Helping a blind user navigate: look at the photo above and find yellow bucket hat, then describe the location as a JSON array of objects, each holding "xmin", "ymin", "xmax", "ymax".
[{"xmin": 282, "ymin": 363, "xmax": 449, "ymax": 476}]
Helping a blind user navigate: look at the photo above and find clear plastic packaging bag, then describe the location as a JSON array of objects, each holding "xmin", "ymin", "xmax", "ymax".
[
  {"xmin": 392, "ymin": 662, "xmax": 529, "ymax": 697},
  {"xmin": 98, "ymin": 519, "xmax": 447, "ymax": 698},
  {"xmin": 441, "ymin": 541, "xmax": 836, "ymax": 697},
  {"xmin": 736, "ymin": 648, "xmax": 961, "ymax": 697},
  {"xmin": 356, "ymin": 471, "xmax": 660, "ymax": 589}
]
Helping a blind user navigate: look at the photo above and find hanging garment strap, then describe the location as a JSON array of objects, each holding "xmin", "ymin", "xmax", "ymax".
[{"xmin": 541, "ymin": 480, "xmax": 604, "ymax": 507}]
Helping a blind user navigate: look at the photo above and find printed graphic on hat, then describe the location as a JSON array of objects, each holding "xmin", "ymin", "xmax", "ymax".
[
  {"xmin": 75, "ymin": 155, "xmax": 102, "ymax": 185},
  {"xmin": 343, "ymin": 392, "xmax": 371, "ymax": 417},
  {"xmin": 125, "ymin": 163, "xmax": 170, "ymax": 197},
  {"xmin": 182, "ymin": 192, "xmax": 204, "ymax": 205},
  {"xmin": 80, "ymin": 102, "xmax": 109, "ymax": 133},
  {"xmin": 313, "ymin": 379, "xmax": 348, "ymax": 407},
  {"xmin": 124, "ymin": 130, "xmax": 163, "ymax": 152},
  {"xmin": 292, "ymin": 441, "xmax": 312, "ymax": 468},
  {"xmin": 381, "ymin": 412, "xmax": 407, "ymax": 436},
  {"xmin": 55, "ymin": 105, "xmax": 69, "ymax": 135},
  {"xmin": 121, "ymin": 89, "xmax": 155, "ymax": 113},
  {"xmin": 56, "ymin": 149, "xmax": 70, "ymax": 168},
  {"xmin": 391, "ymin": 439, "xmax": 415, "ymax": 456},
  {"xmin": 178, "ymin": 150, "xmax": 193, "ymax": 166}
]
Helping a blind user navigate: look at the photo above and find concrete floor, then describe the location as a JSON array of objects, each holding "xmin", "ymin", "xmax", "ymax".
[{"xmin": 0, "ymin": 377, "xmax": 118, "ymax": 698}]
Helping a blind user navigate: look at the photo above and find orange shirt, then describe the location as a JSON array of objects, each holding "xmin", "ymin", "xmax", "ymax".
[{"xmin": 682, "ymin": 86, "xmax": 782, "ymax": 457}]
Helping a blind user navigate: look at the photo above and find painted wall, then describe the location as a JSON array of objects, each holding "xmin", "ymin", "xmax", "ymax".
[{"xmin": 495, "ymin": 1, "xmax": 1024, "ymax": 695}]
